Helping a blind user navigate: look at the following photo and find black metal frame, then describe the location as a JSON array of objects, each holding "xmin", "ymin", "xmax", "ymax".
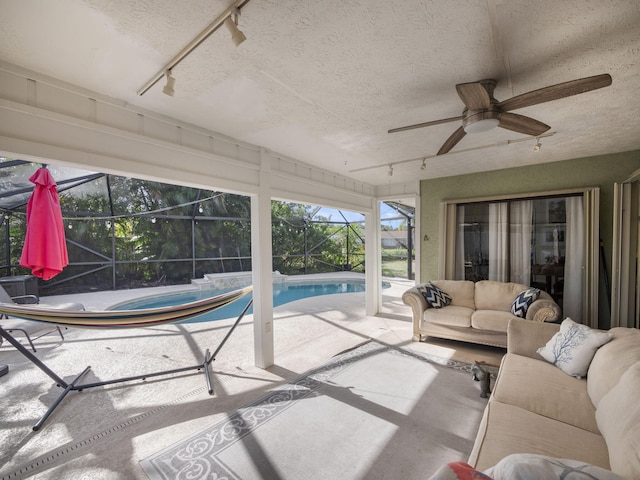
[{"xmin": 0, "ymin": 298, "xmax": 253, "ymax": 432}]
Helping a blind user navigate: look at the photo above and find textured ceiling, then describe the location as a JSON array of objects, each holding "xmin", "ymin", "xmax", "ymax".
[{"xmin": 1, "ymin": 0, "xmax": 639, "ymax": 186}]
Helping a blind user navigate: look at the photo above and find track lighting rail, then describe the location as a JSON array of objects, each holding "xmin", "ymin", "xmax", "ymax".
[
  {"xmin": 349, "ymin": 132, "xmax": 555, "ymax": 174},
  {"xmin": 137, "ymin": 0, "xmax": 252, "ymax": 96}
]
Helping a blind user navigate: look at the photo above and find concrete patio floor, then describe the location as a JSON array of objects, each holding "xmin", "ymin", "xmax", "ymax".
[{"xmin": 0, "ymin": 275, "xmax": 504, "ymax": 480}]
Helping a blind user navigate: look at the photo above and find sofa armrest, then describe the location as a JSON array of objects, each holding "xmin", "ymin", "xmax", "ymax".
[
  {"xmin": 507, "ymin": 317, "xmax": 560, "ymax": 358},
  {"xmin": 525, "ymin": 298, "xmax": 561, "ymax": 323},
  {"xmin": 402, "ymin": 287, "xmax": 429, "ymax": 340}
]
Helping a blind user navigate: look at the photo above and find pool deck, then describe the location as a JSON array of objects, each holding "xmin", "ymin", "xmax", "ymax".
[{"xmin": 0, "ymin": 273, "xmax": 504, "ymax": 480}]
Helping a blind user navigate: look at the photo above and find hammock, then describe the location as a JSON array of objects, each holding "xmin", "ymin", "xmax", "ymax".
[
  {"xmin": 0, "ymin": 286, "xmax": 254, "ymax": 432},
  {"xmin": 0, "ymin": 286, "xmax": 252, "ymax": 328}
]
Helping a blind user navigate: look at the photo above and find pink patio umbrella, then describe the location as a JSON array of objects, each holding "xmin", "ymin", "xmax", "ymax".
[{"xmin": 19, "ymin": 167, "xmax": 69, "ymax": 280}]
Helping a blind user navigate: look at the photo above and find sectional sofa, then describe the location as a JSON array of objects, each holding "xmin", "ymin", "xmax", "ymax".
[{"xmin": 468, "ymin": 318, "xmax": 640, "ymax": 479}]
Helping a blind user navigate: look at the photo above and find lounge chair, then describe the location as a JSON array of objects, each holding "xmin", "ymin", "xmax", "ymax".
[{"xmin": 0, "ymin": 285, "xmax": 84, "ymax": 352}]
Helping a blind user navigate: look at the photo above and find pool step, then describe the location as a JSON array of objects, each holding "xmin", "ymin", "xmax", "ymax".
[{"xmin": 191, "ymin": 271, "xmax": 287, "ymax": 290}]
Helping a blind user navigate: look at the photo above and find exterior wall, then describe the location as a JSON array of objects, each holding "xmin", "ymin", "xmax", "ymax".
[{"xmin": 419, "ymin": 150, "xmax": 640, "ymax": 328}]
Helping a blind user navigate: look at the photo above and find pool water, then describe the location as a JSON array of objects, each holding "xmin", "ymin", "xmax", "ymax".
[{"xmin": 111, "ymin": 280, "xmax": 387, "ymax": 323}]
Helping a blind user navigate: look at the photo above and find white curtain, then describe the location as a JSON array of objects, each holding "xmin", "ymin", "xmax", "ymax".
[
  {"xmin": 510, "ymin": 201, "xmax": 533, "ymax": 285},
  {"xmin": 456, "ymin": 205, "xmax": 466, "ymax": 279},
  {"xmin": 489, "ymin": 203, "xmax": 508, "ymax": 281},
  {"xmin": 564, "ymin": 196, "xmax": 584, "ymax": 321}
]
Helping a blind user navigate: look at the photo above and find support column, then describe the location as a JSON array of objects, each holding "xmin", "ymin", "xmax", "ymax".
[
  {"xmin": 365, "ymin": 200, "xmax": 381, "ymax": 316},
  {"xmin": 250, "ymin": 149, "xmax": 274, "ymax": 368},
  {"xmin": 413, "ymin": 192, "xmax": 422, "ymax": 285}
]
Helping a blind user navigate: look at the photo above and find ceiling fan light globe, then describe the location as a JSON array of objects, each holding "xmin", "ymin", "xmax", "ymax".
[
  {"xmin": 462, "ymin": 108, "xmax": 501, "ymax": 133},
  {"xmin": 464, "ymin": 117, "xmax": 500, "ymax": 133}
]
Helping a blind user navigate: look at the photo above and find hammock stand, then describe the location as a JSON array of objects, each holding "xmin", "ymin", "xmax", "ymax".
[{"xmin": 0, "ymin": 287, "xmax": 253, "ymax": 432}]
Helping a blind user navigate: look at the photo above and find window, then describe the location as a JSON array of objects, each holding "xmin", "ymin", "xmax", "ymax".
[{"xmin": 440, "ymin": 188, "xmax": 600, "ymax": 327}]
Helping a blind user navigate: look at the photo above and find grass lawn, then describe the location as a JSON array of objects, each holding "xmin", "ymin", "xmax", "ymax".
[{"xmin": 382, "ymin": 259, "xmax": 414, "ymax": 278}]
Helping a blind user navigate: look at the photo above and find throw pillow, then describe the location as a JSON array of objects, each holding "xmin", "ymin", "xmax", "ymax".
[
  {"xmin": 484, "ymin": 453, "xmax": 627, "ymax": 480},
  {"xmin": 510, "ymin": 287, "xmax": 540, "ymax": 318},
  {"xmin": 428, "ymin": 462, "xmax": 492, "ymax": 480},
  {"xmin": 536, "ymin": 317, "xmax": 613, "ymax": 378},
  {"xmin": 418, "ymin": 283, "xmax": 452, "ymax": 309}
]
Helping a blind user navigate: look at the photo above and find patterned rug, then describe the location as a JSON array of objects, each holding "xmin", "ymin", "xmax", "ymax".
[{"xmin": 140, "ymin": 340, "xmax": 488, "ymax": 480}]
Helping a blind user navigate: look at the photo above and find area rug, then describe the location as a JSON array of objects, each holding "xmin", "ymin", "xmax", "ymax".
[{"xmin": 140, "ymin": 340, "xmax": 488, "ymax": 480}]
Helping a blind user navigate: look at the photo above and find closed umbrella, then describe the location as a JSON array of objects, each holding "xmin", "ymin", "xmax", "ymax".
[{"xmin": 19, "ymin": 167, "xmax": 69, "ymax": 280}]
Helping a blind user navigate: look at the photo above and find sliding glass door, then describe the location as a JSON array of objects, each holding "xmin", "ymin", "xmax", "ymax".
[{"xmin": 442, "ymin": 188, "xmax": 600, "ymax": 326}]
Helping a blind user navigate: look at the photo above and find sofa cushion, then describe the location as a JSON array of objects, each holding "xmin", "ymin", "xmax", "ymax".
[
  {"xmin": 418, "ymin": 283, "xmax": 452, "ymax": 308},
  {"xmin": 469, "ymin": 401, "xmax": 610, "ymax": 472},
  {"xmin": 471, "ymin": 310, "xmax": 514, "ymax": 333},
  {"xmin": 537, "ymin": 318, "xmax": 613, "ymax": 378},
  {"xmin": 431, "ymin": 280, "xmax": 476, "ymax": 309},
  {"xmin": 588, "ymin": 327, "xmax": 640, "ymax": 408},
  {"xmin": 423, "ymin": 306, "xmax": 474, "ymax": 328},
  {"xmin": 507, "ymin": 318, "xmax": 560, "ymax": 358},
  {"xmin": 492, "ymin": 353, "xmax": 599, "ymax": 433},
  {"xmin": 595, "ymin": 361, "xmax": 640, "ymax": 480},
  {"xmin": 510, "ymin": 287, "xmax": 540, "ymax": 318},
  {"xmin": 474, "ymin": 281, "xmax": 528, "ymax": 312}
]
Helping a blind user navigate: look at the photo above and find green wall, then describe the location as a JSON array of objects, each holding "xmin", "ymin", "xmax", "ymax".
[{"xmin": 420, "ymin": 149, "xmax": 640, "ymax": 328}]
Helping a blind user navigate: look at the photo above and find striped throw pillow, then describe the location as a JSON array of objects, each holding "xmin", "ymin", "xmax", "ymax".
[
  {"xmin": 418, "ymin": 283, "xmax": 452, "ymax": 309},
  {"xmin": 511, "ymin": 287, "xmax": 540, "ymax": 318}
]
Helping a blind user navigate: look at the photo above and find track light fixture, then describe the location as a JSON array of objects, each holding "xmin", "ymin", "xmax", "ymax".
[
  {"xmin": 348, "ymin": 132, "xmax": 556, "ymax": 175},
  {"xmin": 137, "ymin": 0, "xmax": 252, "ymax": 97},
  {"xmin": 532, "ymin": 138, "xmax": 542, "ymax": 152},
  {"xmin": 420, "ymin": 158, "xmax": 426, "ymax": 170},
  {"xmin": 224, "ymin": 9, "xmax": 246, "ymax": 47},
  {"xmin": 162, "ymin": 70, "xmax": 176, "ymax": 97}
]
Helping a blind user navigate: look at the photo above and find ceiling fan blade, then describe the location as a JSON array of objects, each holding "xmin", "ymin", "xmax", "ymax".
[
  {"xmin": 498, "ymin": 73, "xmax": 612, "ymax": 111},
  {"xmin": 437, "ymin": 126, "xmax": 467, "ymax": 155},
  {"xmin": 499, "ymin": 112, "xmax": 550, "ymax": 136},
  {"xmin": 456, "ymin": 82, "xmax": 493, "ymax": 109},
  {"xmin": 388, "ymin": 115, "xmax": 463, "ymax": 134}
]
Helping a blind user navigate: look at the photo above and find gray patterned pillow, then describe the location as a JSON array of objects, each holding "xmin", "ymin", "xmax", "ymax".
[
  {"xmin": 511, "ymin": 287, "xmax": 540, "ymax": 318},
  {"xmin": 417, "ymin": 283, "xmax": 452, "ymax": 309}
]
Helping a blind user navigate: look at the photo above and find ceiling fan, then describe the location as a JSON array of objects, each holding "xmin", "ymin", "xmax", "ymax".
[{"xmin": 388, "ymin": 74, "xmax": 612, "ymax": 155}]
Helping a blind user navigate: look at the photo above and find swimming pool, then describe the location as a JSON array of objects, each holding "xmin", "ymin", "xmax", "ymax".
[{"xmin": 110, "ymin": 279, "xmax": 388, "ymax": 323}]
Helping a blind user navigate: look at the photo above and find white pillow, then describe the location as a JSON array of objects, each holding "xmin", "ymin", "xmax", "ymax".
[
  {"xmin": 536, "ymin": 317, "xmax": 612, "ymax": 378},
  {"xmin": 484, "ymin": 453, "xmax": 626, "ymax": 480}
]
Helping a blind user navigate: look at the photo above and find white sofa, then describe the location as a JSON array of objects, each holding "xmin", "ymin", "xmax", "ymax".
[
  {"xmin": 468, "ymin": 318, "xmax": 640, "ymax": 479},
  {"xmin": 402, "ymin": 280, "xmax": 561, "ymax": 348}
]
